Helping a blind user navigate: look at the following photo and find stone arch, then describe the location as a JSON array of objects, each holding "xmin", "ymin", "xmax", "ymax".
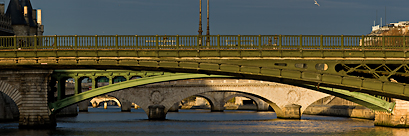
[
  {"xmin": 193, "ymin": 93, "xmax": 219, "ymax": 111},
  {"xmin": 51, "ymin": 74, "xmax": 336, "ymax": 119},
  {"xmin": 0, "ymin": 80, "xmax": 22, "ymax": 110},
  {"xmin": 108, "ymin": 90, "xmax": 150, "ymax": 114},
  {"xmin": 90, "ymin": 95, "xmax": 122, "ymax": 108},
  {"xmin": 105, "ymin": 80, "xmax": 330, "ymax": 119},
  {"xmin": 222, "ymin": 92, "xmax": 270, "ymax": 111}
]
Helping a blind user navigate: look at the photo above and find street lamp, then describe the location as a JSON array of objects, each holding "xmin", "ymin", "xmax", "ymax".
[
  {"xmin": 206, "ymin": 0, "xmax": 210, "ymax": 46},
  {"xmin": 198, "ymin": 0, "xmax": 203, "ymax": 46}
]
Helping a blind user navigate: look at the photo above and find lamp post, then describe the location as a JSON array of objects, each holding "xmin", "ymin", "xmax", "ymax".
[
  {"xmin": 198, "ymin": 0, "xmax": 203, "ymax": 46},
  {"xmin": 206, "ymin": 0, "xmax": 210, "ymax": 46}
]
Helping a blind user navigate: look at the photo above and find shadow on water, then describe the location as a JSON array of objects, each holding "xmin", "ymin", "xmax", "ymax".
[{"xmin": 1, "ymin": 107, "xmax": 409, "ymax": 136}]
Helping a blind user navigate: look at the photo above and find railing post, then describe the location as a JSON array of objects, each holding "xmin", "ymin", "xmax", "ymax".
[
  {"xmin": 237, "ymin": 34, "xmax": 241, "ymax": 49},
  {"xmin": 299, "ymin": 35, "xmax": 302, "ymax": 50},
  {"xmin": 155, "ymin": 35, "xmax": 159, "ymax": 57},
  {"xmin": 54, "ymin": 35, "xmax": 57, "ymax": 50},
  {"xmin": 320, "ymin": 35, "xmax": 323, "ymax": 50},
  {"xmin": 403, "ymin": 35, "xmax": 406, "ymax": 58},
  {"xmin": 279, "ymin": 35, "xmax": 282, "ymax": 50},
  {"xmin": 155, "ymin": 35, "xmax": 159, "ymax": 50},
  {"xmin": 95, "ymin": 35, "xmax": 98, "ymax": 50},
  {"xmin": 13, "ymin": 35, "xmax": 17, "ymax": 51},
  {"xmin": 74, "ymin": 35, "xmax": 78, "ymax": 50},
  {"xmin": 217, "ymin": 35, "xmax": 220, "ymax": 50},
  {"xmin": 176, "ymin": 35, "xmax": 180, "ymax": 57},
  {"xmin": 258, "ymin": 35, "xmax": 261, "ymax": 50},
  {"xmin": 115, "ymin": 35, "xmax": 119, "ymax": 50},
  {"xmin": 34, "ymin": 35, "xmax": 37, "ymax": 51},
  {"xmin": 135, "ymin": 35, "xmax": 139, "ymax": 50},
  {"xmin": 341, "ymin": 35, "xmax": 344, "ymax": 50},
  {"xmin": 382, "ymin": 35, "xmax": 385, "ymax": 51},
  {"xmin": 176, "ymin": 35, "xmax": 179, "ymax": 50},
  {"xmin": 197, "ymin": 35, "xmax": 200, "ymax": 50}
]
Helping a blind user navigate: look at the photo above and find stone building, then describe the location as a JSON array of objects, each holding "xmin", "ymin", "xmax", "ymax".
[{"xmin": 0, "ymin": 0, "xmax": 43, "ymax": 36}]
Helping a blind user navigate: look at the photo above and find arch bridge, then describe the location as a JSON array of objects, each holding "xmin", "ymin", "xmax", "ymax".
[{"xmin": 0, "ymin": 34, "xmax": 409, "ymax": 128}]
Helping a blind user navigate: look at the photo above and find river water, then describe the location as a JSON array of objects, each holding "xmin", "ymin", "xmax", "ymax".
[{"xmin": 0, "ymin": 106, "xmax": 408, "ymax": 136}]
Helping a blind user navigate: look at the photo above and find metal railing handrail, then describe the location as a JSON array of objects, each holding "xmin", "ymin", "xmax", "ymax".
[{"xmin": 0, "ymin": 35, "xmax": 407, "ymax": 51}]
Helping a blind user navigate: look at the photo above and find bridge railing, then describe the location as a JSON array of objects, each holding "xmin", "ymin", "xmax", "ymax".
[{"xmin": 0, "ymin": 35, "xmax": 408, "ymax": 51}]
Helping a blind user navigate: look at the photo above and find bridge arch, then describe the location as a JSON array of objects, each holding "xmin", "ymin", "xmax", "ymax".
[
  {"xmin": 105, "ymin": 79, "xmax": 330, "ymax": 119},
  {"xmin": 193, "ymin": 93, "xmax": 219, "ymax": 111},
  {"xmin": 90, "ymin": 95, "xmax": 122, "ymax": 108},
  {"xmin": 193, "ymin": 91, "xmax": 271, "ymax": 111},
  {"xmin": 0, "ymin": 80, "xmax": 22, "ymax": 111},
  {"xmin": 222, "ymin": 92, "xmax": 271, "ymax": 111},
  {"xmin": 50, "ymin": 72, "xmax": 395, "ymax": 119}
]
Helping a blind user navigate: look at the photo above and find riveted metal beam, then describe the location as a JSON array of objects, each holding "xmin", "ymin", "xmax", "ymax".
[
  {"xmin": 301, "ymin": 84, "xmax": 395, "ymax": 112},
  {"xmin": 48, "ymin": 72, "xmax": 232, "ymax": 113}
]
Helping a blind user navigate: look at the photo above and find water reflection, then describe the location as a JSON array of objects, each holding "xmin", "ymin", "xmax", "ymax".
[{"xmin": 0, "ymin": 107, "xmax": 408, "ymax": 136}]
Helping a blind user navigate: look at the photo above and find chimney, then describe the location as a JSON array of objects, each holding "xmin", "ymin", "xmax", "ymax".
[
  {"xmin": 0, "ymin": 3, "xmax": 4, "ymax": 15},
  {"xmin": 37, "ymin": 9, "xmax": 42, "ymax": 25}
]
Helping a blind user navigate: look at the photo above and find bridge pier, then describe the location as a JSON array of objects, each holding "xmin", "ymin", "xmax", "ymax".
[
  {"xmin": 277, "ymin": 104, "xmax": 302, "ymax": 119},
  {"xmin": 168, "ymin": 102, "xmax": 179, "ymax": 112},
  {"xmin": 148, "ymin": 105, "xmax": 166, "ymax": 120},
  {"xmin": 211, "ymin": 103, "xmax": 224, "ymax": 112},
  {"xmin": 375, "ymin": 99, "xmax": 409, "ymax": 127},
  {"xmin": 121, "ymin": 101, "xmax": 132, "ymax": 112},
  {"xmin": 1, "ymin": 70, "xmax": 57, "ymax": 129},
  {"xmin": 78, "ymin": 100, "xmax": 89, "ymax": 112}
]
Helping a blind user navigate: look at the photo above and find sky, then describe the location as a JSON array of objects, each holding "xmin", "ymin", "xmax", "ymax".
[{"xmin": 5, "ymin": 0, "xmax": 409, "ymax": 36}]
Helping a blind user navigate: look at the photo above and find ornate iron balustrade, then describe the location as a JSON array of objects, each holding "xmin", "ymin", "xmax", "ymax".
[{"xmin": 0, "ymin": 35, "xmax": 407, "ymax": 51}]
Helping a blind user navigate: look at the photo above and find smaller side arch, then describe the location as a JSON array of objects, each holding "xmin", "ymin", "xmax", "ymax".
[
  {"xmin": 90, "ymin": 95, "xmax": 122, "ymax": 108},
  {"xmin": 223, "ymin": 92, "xmax": 270, "ymax": 111},
  {"xmin": 0, "ymin": 80, "xmax": 22, "ymax": 110},
  {"xmin": 194, "ymin": 94, "xmax": 220, "ymax": 111}
]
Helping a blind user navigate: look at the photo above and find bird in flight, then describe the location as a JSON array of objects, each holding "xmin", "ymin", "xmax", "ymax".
[{"xmin": 314, "ymin": 0, "xmax": 320, "ymax": 6}]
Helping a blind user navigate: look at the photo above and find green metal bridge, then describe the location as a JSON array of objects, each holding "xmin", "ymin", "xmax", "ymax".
[{"xmin": 1, "ymin": 34, "xmax": 408, "ymax": 114}]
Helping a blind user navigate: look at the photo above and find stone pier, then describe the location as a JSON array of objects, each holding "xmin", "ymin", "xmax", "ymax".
[
  {"xmin": 148, "ymin": 105, "xmax": 166, "ymax": 120},
  {"xmin": 121, "ymin": 101, "xmax": 132, "ymax": 112},
  {"xmin": 168, "ymin": 102, "xmax": 180, "ymax": 112},
  {"xmin": 78, "ymin": 100, "xmax": 89, "ymax": 112},
  {"xmin": 277, "ymin": 104, "xmax": 302, "ymax": 119},
  {"xmin": 0, "ymin": 70, "xmax": 56, "ymax": 129},
  {"xmin": 375, "ymin": 99, "xmax": 409, "ymax": 127}
]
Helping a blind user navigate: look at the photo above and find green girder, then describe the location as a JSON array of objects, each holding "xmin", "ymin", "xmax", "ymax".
[
  {"xmin": 48, "ymin": 73, "xmax": 232, "ymax": 113},
  {"xmin": 48, "ymin": 70, "xmax": 396, "ymax": 114},
  {"xmin": 300, "ymin": 84, "xmax": 395, "ymax": 112}
]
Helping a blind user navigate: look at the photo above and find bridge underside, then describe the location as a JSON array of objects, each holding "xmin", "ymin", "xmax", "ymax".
[
  {"xmin": 48, "ymin": 70, "xmax": 395, "ymax": 119},
  {"xmin": 1, "ymin": 35, "xmax": 409, "ymax": 128},
  {"xmin": 2, "ymin": 56, "xmax": 407, "ymax": 102}
]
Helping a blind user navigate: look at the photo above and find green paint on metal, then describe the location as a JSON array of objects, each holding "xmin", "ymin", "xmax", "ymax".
[
  {"xmin": 48, "ymin": 73, "xmax": 231, "ymax": 114},
  {"xmin": 0, "ymin": 35, "xmax": 407, "ymax": 111},
  {"xmin": 300, "ymin": 84, "xmax": 395, "ymax": 113}
]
